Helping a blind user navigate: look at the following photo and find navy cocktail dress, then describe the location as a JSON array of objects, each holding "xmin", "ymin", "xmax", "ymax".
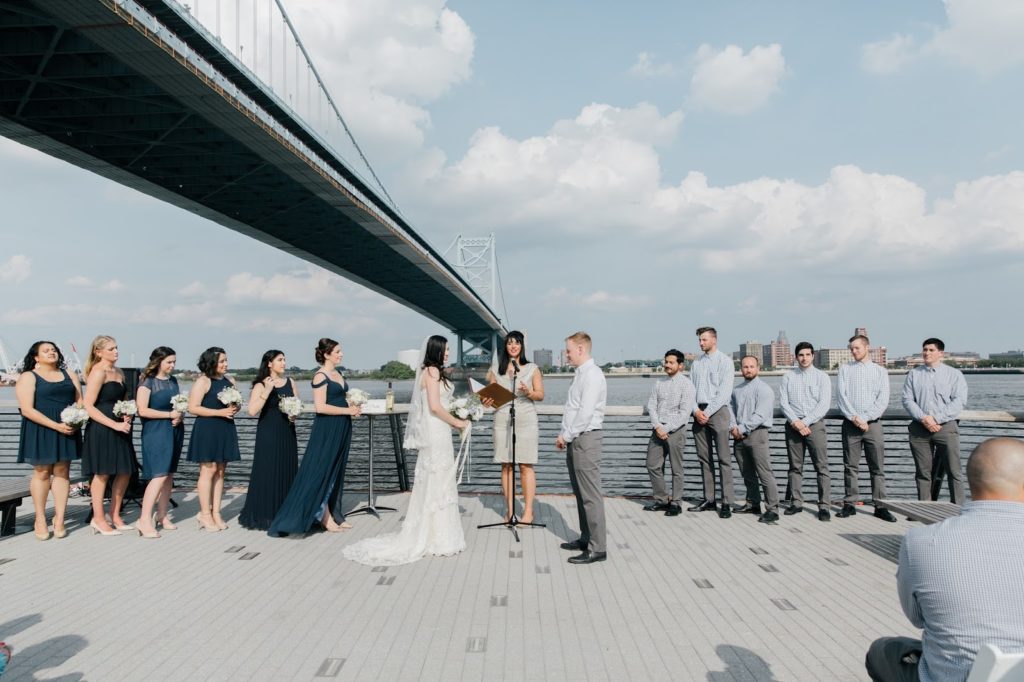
[
  {"xmin": 17, "ymin": 369, "xmax": 81, "ymax": 465},
  {"xmin": 140, "ymin": 376, "xmax": 185, "ymax": 479},
  {"xmin": 240, "ymin": 382, "xmax": 299, "ymax": 530},
  {"xmin": 267, "ymin": 374, "xmax": 353, "ymax": 537},
  {"xmin": 81, "ymin": 381, "xmax": 136, "ymax": 476},
  {"xmin": 187, "ymin": 376, "xmax": 241, "ymax": 464}
]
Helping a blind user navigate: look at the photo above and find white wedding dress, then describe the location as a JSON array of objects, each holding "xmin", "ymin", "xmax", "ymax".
[{"xmin": 342, "ymin": 383, "xmax": 466, "ymax": 566}]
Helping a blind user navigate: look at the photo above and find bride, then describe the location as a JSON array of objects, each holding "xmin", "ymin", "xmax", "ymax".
[{"xmin": 342, "ymin": 335, "xmax": 469, "ymax": 566}]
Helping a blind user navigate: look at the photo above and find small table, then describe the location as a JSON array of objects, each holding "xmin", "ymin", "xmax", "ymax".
[{"xmin": 347, "ymin": 413, "xmax": 397, "ymax": 519}]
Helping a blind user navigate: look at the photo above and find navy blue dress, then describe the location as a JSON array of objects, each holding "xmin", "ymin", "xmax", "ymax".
[
  {"xmin": 17, "ymin": 369, "xmax": 81, "ymax": 465},
  {"xmin": 267, "ymin": 374, "xmax": 353, "ymax": 537},
  {"xmin": 81, "ymin": 381, "xmax": 136, "ymax": 476},
  {"xmin": 140, "ymin": 376, "xmax": 185, "ymax": 479},
  {"xmin": 187, "ymin": 376, "xmax": 241, "ymax": 463},
  {"xmin": 240, "ymin": 381, "xmax": 299, "ymax": 530}
]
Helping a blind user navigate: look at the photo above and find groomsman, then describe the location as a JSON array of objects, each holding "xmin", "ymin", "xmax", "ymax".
[
  {"xmin": 644, "ymin": 349, "xmax": 696, "ymax": 516},
  {"xmin": 779, "ymin": 341, "xmax": 833, "ymax": 521},
  {"xmin": 687, "ymin": 327, "xmax": 736, "ymax": 518},
  {"xmin": 901, "ymin": 338, "xmax": 969, "ymax": 503},
  {"xmin": 729, "ymin": 356, "xmax": 780, "ymax": 524},
  {"xmin": 836, "ymin": 334, "xmax": 897, "ymax": 522},
  {"xmin": 555, "ymin": 332, "xmax": 608, "ymax": 564}
]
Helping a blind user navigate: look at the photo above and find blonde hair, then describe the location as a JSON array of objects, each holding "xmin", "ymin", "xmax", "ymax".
[
  {"xmin": 84, "ymin": 335, "xmax": 116, "ymax": 376},
  {"xmin": 565, "ymin": 331, "xmax": 592, "ymax": 350}
]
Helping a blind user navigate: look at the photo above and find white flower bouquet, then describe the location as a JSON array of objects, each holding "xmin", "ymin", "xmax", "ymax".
[
  {"xmin": 60, "ymin": 403, "xmax": 89, "ymax": 428},
  {"xmin": 217, "ymin": 385, "xmax": 243, "ymax": 408},
  {"xmin": 278, "ymin": 395, "xmax": 303, "ymax": 418},
  {"xmin": 345, "ymin": 388, "xmax": 370, "ymax": 406},
  {"xmin": 170, "ymin": 393, "xmax": 189, "ymax": 413},
  {"xmin": 448, "ymin": 394, "xmax": 484, "ymax": 422},
  {"xmin": 113, "ymin": 400, "xmax": 137, "ymax": 418}
]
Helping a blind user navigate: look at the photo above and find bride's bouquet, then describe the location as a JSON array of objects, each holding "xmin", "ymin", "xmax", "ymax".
[
  {"xmin": 448, "ymin": 394, "xmax": 484, "ymax": 423},
  {"xmin": 170, "ymin": 393, "xmax": 189, "ymax": 413},
  {"xmin": 217, "ymin": 385, "xmax": 243, "ymax": 408},
  {"xmin": 278, "ymin": 395, "xmax": 303, "ymax": 418},
  {"xmin": 113, "ymin": 400, "xmax": 137, "ymax": 418},
  {"xmin": 345, "ymin": 388, "xmax": 370, "ymax": 406},
  {"xmin": 60, "ymin": 403, "xmax": 89, "ymax": 428}
]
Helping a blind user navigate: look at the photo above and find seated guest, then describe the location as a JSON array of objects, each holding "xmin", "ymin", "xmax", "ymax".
[
  {"xmin": 643, "ymin": 349, "xmax": 695, "ymax": 516},
  {"xmin": 865, "ymin": 437, "xmax": 1024, "ymax": 682}
]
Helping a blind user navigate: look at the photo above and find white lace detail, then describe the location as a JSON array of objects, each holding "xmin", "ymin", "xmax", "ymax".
[{"xmin": 342, "ymin": 384, "xmax": 466, "ymax": 566}]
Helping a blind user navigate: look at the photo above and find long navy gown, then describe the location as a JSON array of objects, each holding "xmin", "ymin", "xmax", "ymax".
[
  {"xmin": 267, "ymin": 374, "xmax": 353, "ymax": 537},
  {"xmin": 240, "ymin": 382, "xmax": 299, "ymax": 530}
]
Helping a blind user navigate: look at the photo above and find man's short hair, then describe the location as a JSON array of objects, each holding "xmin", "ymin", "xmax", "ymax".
[
  {"xmin": 849, "ymin": 334, "xmax": 870, "ymax": 345},
  {"xmin": 664, "ymin": 349, "xmax": 685, "ymax": 364},
  {"xmin": 565, "ymin": 331, "xmax": 592, "ymax": 350},
  {"xmin": 794, "ymin": 341, "xmax": 815, "ymax": 355},
  {"xmin": 696, "ymin": 326, "xmax": 717, "ymax": 338},
  {"xmin": 741, "ymin": 355, "xmax": 761, "ymax": 366},
  {"xmin": 923, "ymin": 337, "xmax": 945, "ymax": 351}
]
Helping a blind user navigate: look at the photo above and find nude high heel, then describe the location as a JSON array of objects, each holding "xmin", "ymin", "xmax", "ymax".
[{"xmin": 90, "ymin": 521, "xmax": 122, "ymax": 536}]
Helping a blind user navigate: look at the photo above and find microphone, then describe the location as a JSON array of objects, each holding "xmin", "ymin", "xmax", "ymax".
[{"xmin": 509, "ymin": 358, "xmax": 520, "ymax": 372}]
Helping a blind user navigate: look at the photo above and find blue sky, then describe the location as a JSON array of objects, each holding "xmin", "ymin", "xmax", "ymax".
[{"xmin": 2, "ymin": 0, "xmax": 1023, "ymax": 371}]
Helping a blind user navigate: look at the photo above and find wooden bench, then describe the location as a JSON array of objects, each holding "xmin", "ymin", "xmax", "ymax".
[
  {"xmin": 880, "ymin": 499, "xmax": 962, "ymax": 525},
  {"xmin": 0, "ymin": 477, "xmax": 32, "ymax": 536}
]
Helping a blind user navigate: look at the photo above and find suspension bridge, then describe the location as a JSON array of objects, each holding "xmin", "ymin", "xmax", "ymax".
[{"xmin": 0, "ymin": 0, "xmax": 509, "ymax": 363}]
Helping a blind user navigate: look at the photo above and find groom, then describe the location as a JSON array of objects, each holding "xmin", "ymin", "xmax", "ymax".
[{"xmin": 555, "ymin": 331, "xmax": 607, "ymax": 564}]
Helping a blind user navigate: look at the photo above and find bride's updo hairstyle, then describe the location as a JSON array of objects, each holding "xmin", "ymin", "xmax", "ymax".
[
  {"xmin": 315, "ymin": 338, "xmax": 338, "ymax": 364},
  {"xmin": 422, "ymin": 335, "xmax": 451, "ymax": 387}
]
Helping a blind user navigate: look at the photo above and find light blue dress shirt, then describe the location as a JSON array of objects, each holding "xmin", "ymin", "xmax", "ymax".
[
  {"xmin": 901, "ymin": 363, "xmax": 968, "ymax": 424},
  {"xmin": 690, "ymin": 350, "xmax": 733, "ymax": 416}
]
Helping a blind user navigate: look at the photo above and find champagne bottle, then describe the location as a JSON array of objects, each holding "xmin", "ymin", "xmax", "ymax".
[{"xmin": 385, "ymin": 381, "xmax": 394, "ymax": 412}]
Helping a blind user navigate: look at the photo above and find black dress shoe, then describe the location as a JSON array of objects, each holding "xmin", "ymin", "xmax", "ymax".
[
  {"xmin": 874, "ymin": 508, "xmax": 898, "ymax": 523},
  {"xmin": 687, "ymin": 500, "xmax": 717, "ymax": 512},
  {"xmin": 560, "ymin": 539, "xmax": 587, "ymax": 551},
  {"xmin": 836, "ymin": 504, "xmax": 857, "ymax": 518},
  {"xmin": 740, "ymin": 504, "xmax": 762, "ymax": 515},
  {"xmin": 718, "ymin": 504, "xmax": 732, "ymax": 519},
  {"xmin": 643, "ymin": 501, "xmax": 671, "ymax": 512},
  {"xmin": 568, "ymin": 550, "xmax": 607, "ymax": 565},
  {"xmin": 817, "ymin": 508, "xmax": 831, "ymax": 522},
  {"xmin": 664, "ymin": 504, "xmax": 682, "ymax": 517},
  {"xmin": 783, "ymin": 505, "xmax": 803, "ymax": 516},
  {"xmin": 757, "ymin": 511, "xmax": 780, "ymax": 524}
]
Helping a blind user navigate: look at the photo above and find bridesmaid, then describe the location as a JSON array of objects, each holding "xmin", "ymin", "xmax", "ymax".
[
  {"xmin": 135, "ymin": 346, "xmax": 185, "ymax": 539},
  {"xmin": 187, "ymin": 347, "xmax": 241, "ymax": 532},
  {"xmin": 486, "ymin": 330, "xmax": 544, "ymax": 523},
  {"xmin": 239, "ymin": 350, "xmax": 299, "ymax": 530},
  {"xmin": 81, "ymin": 335, "xmax": 137, "ymax": 535},
  {"xmin": 268, "ymin": 338, "xmax": 361, "ymax": 537},
  {"xmin": 15, "ymin": 341, "xmax": 83, "ymax": 540}
]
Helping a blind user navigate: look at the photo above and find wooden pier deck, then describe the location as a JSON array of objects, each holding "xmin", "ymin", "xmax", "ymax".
[{"xmin": 0, "ymin": 490, "xmax": 917, "ymax": 681}]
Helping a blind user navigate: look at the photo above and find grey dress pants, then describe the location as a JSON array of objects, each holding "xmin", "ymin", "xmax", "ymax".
[{"xmin": 692, "ymin": 407, "xmax": 735, "ymax": 504}]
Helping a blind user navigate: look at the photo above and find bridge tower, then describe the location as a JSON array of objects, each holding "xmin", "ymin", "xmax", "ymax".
[
  {"xmin": 0, "ymin": 337, "xmax": 16, "ymax": 380},
  {"xmin": 444, "ymin": 234, "xmax": 503, "ymax": 367}
]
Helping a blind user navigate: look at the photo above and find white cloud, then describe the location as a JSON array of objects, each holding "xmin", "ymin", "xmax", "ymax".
[
  {"xmin": 224, "ymin": 266, "xmax": 377, "ymax": 306},
  {"xmin": 0, "ymin": 254, "xmax": 31, "ymax": 283},
  {"xmin": 178, "ymin": 281, "xmax": 209, "ymax": 297},
  {"xmin": 64, "ymin": 276, "xmax": 125, "ymax": 291},
  {"xmin": 543, "ymin": 287, "xmax": 651, "ymax": 310},
  {"xmin": 863, "ymin": 0, "xmax": 1024, "ymax": 74},
  {"xmin": 861, "ymin": 34, "xmax": 918, "ymax": 74},
  {"xmin": 690, "ymin": 43, "xmax": 786, "ymax": 114},
  {"xmin": 99, "ymin": 279, "xmax": 124, "ymax": 292},
  {"xmin": 630, "ymin": 52, "xmax": 674, "ymax": 78}
]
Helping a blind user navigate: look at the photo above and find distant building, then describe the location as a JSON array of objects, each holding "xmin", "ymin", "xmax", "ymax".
[
  {"xmin": 533, "ymin": 348, "xmax": 553, "ymax": 367},
  {"xmin": 739, "ymin": 341, "xmax": 763, "ymax": 364},
  {"xmin": 763, "ymin": 330, "xmax": 792, "ymax": 368},
  {"xmin": 559, "ymin": 349, "xmax": 570, "ymax": 367},
  {"xmin": 870, "ymin": 347, "xmax": 888, "ymax": 366},
  {"xmin": 898, "ymin": 351, "xmax": 981, "ymax": 368},
  {"xmin": 815, "ymin": 348, "xmax": 852, "ymax": 370},
  {"xmin": 990, "ymin": 350, "xmax": 1024, "ymax": 364}
]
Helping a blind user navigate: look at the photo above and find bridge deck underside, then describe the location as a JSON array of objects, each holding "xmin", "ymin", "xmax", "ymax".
[{"xmin": 0, "ymin": 1, "xmax": 501, "ymax": 339}]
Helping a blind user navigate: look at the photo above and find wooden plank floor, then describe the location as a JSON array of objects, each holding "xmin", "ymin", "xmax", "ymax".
[{"xmin": 0, "ymin": 492, "xmax": 919, "ymax": 681}]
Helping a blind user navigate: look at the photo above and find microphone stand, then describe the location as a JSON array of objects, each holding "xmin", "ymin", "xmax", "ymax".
[{"xmin": 478, "ymin": 359, "xmax": 545, "ymax": 542}]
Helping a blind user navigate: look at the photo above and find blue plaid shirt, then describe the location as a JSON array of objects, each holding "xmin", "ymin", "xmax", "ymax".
[
  {"xmin": 901, "ymin": 363, "xmax": 968, "ymax": 424},
  {"xmin": 837, "ymin": 359, "xmax": 888, "ymax": 422},
  {"xmin": 779, "ymin": 366, "xmax": 831, "ymax": 426},
  {"xmin": 690, "ymin": 349, "xmax": 733, "ymax": 416}
]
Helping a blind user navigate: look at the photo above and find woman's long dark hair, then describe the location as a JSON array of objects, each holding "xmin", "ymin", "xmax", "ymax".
[
  {"xmin": 197, "ymin": 346, "xmax": 226, "ymax": 378},
  {"xmin": 22, "ymin": 340, "xmax": 66, "ymax": 372},
  {"xmin": 141, "ymin": 346, "xmax": 176, "ymax": 380},
  {"xmin": 252, "ymin": 349, "xmax": 284, "ymax": 387},
  {"xmin": 498, "ymin": 330, "xmax": 527, "ymax": 376},
  {"xmin": 422, "ymin": 335, "xmax": 451, "ymax": 387}
]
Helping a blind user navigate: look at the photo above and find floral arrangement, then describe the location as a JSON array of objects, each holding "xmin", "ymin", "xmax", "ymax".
[
  {"xmin": 113, "ymin": 400, "xmax": 137, "ymax": 418},
  {"xmin": 170, "ymin": 393, "xmax": 189, "ymax": 413},
  {"xmin": 217, "ymin": 385, "xmax": 243, "ymax": 408},
  {"xmin": 278, "ymin": 395, "xmax": 303, "ymax": 418},
  {"xmin": 345, "ymin": 388, "xmax": 370, "ymax": 406},
  {"xmin": 448, "ymin": 394, "xmax": 484, "ymax": 422},
  {"xmin": 60, "ymin": 403, "xmax": 89, "ymax": 427}
]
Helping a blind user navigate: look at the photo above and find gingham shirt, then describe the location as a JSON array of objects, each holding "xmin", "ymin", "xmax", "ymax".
[
  {"xmin": 901, "ymin": 363, "xmax": 968, "ymax": 424},
  {"xmin": 690, "ymin": 349, "xmax": 733, "ymax": 416},
  {"xmin": 779, "ymin": 365, "xmax": 831, "ymax": 426},
  {"xmin": 898, "ymin": 501, "xmax": 1024, "ymax": 682},
  {"xmin": 728, "ymin": 377, "xmax": 774, "ymax": 435},
  {"xmin": 647, "ymin": 371, "xmax": 696, "ymax": 433},
  {"xmin": 836, "ymin": 359, "xmax": 888, "ymax": 422}
]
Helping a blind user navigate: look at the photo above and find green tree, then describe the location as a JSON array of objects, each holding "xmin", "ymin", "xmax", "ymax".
[{"xmin": 371, "ymin": 361, "xmax": 416, "ymax": 380}]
